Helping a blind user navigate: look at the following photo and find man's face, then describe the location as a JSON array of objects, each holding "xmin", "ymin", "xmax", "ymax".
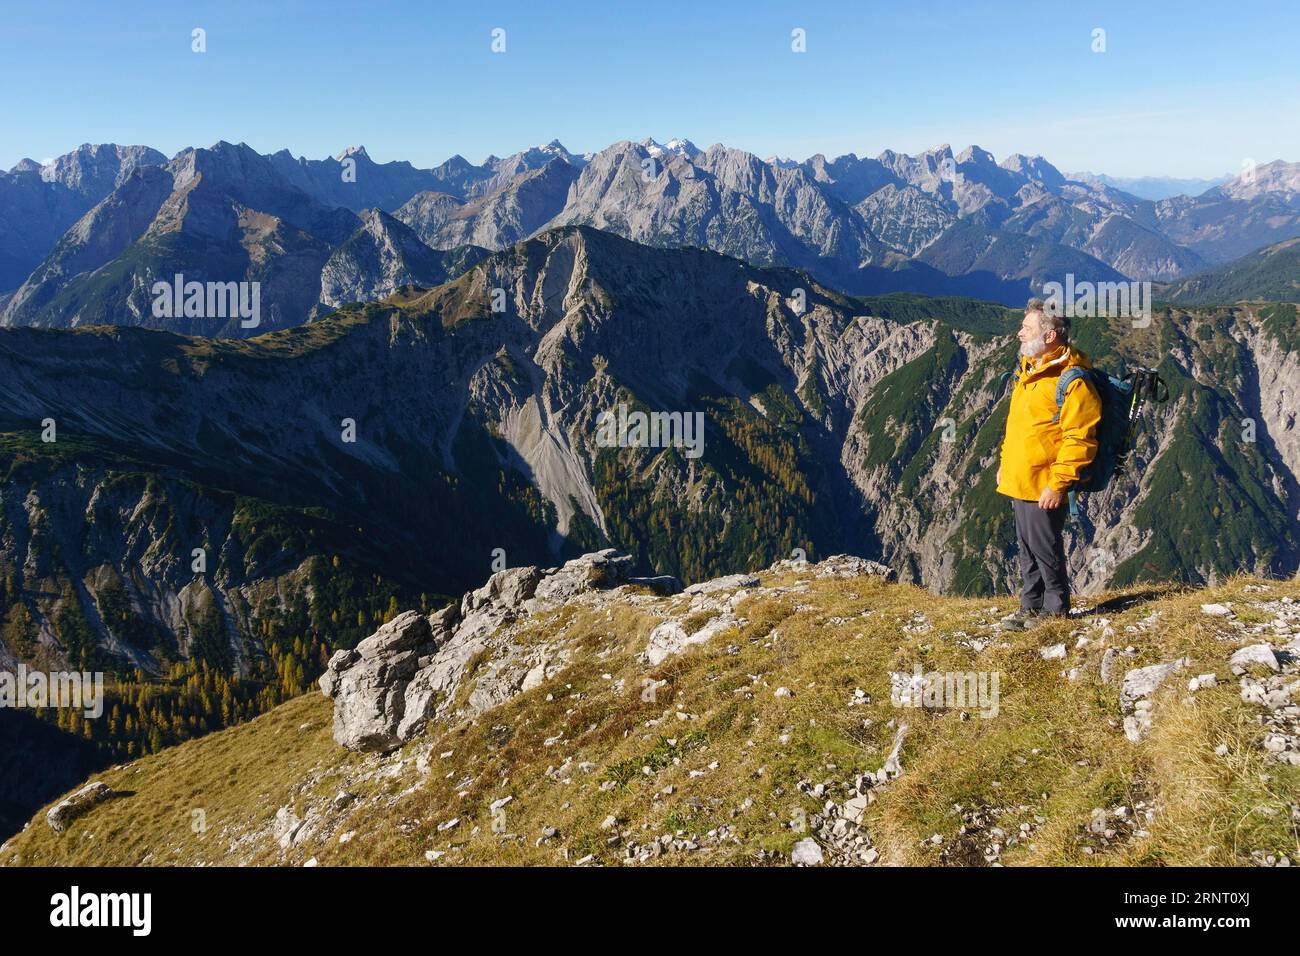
[{"xmin": 1018, "ymin": 310, "xmax": 1052, "ymax": 358}]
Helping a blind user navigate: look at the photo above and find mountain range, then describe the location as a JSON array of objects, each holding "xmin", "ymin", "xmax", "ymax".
[
  {"xmin": 3, "ymin": 139, "xmax": 1300, "ymax": 843},
  {"xmin": 3, "ymin": 226, "xmax": 1295, "ymax": 689},
  {"xmin": 1066, "ymin": 171, "xmax": 1233, "ymax": 202},
  {"xmin": 0, "ymin": 144, "xmax": 166, "ymax": 293},
  {"xmin": 5, "ymin": 139, "xmax": 1300, "ymax": 334}
]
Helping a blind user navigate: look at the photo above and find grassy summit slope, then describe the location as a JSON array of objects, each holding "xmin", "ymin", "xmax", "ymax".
[{"xmin": 5, "ymin": 563, "xmax": 1297, "ymax": 868}]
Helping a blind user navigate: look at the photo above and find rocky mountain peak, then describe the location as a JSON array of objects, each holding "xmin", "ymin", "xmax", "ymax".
[
  {"xmin": 766, "ymin": 154, "xmax": 801, "ymax": 169},
  {"xmin": 536, "ymin": 139, "xmax": 581, "ymax": 162},
  {"xmin": 1210, "ymin": 159, "xmax": 1300, "ymax": 203},
  {"xmin": 35, "ymin": 142, "xmax": 166, "ymax": 196},
  {"xmin": 319, "ymin": 206, "xmax": 449, "ymax": 308},
  {"xmin": 436, "ymin": 154, "xmax": 473, "ymax": 172},
  {"xmin": 1000, "ymin": 153, "xmax": 1066, "ymax": 189},
  {"xmin": 955, "ymin": 145, "xmax": 996, "ymax": 167},
  {"xmin": 642, "ymin": 137, "xmax": 700, "ymax": 159}
]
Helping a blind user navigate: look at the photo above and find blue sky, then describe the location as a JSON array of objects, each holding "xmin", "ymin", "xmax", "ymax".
[{"xmin": 2, "ymin": 0, "xmax": 1297, "ymax": 178}]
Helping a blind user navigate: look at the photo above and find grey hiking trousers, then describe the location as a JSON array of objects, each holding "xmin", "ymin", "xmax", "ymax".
[{"xmin": 1011, "ymin": 497, "xmax": 1070, "ymax": 614}]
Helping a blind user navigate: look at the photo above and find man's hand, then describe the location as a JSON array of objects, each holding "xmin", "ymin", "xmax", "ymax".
[{"xmin": 1038, "ymin": 486, "xmax": 1064, "ymax": 510}]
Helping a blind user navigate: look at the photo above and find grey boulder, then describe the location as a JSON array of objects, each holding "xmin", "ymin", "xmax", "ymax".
[{"xmin": 46, "ymin": 782, "xmax": 115, "ymax": 834}]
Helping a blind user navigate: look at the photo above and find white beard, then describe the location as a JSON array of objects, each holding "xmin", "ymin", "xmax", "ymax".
[{"xmin": 1019, "ymin": 333, "xmax": 1049, "ymax": 359}]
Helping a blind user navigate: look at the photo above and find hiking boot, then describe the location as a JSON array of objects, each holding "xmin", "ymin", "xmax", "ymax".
[{"xmin": 998, "ymin": 608, "xmax": 1042, "ymax": 630}]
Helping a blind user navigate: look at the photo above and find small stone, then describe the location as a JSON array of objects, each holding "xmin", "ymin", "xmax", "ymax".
[
  {"xmin": 1123, "ymin": 716, "xmax": 1145, "ymax": 743},
  {"xmin": 1240, "ymin": 677, "xmax": 1268, "ymax": 705},
  {"xmin": 1230, "ymin": 645, "xmax": 1279, "ymax": 673},
  {"xmin": 1121, "ymin": 659, "xmax": 1188, "ymax": 712},
  {"xmin": 842, "ymin": 795, "xmax": 869, "ymax": 825},
  {"xmin": 791, "ymin": 837, "xmax": 823, "ymax": 866}
]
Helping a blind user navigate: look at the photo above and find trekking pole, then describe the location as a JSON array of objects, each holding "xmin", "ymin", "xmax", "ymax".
[{"xmin": 1116, "ymin": 368, "xmax": 1167, "ymax": 476}]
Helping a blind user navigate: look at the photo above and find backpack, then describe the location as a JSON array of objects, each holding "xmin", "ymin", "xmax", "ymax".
[{"xmin": 1001, "ymin": 364, "xmax": 1168, "ymax": 510}]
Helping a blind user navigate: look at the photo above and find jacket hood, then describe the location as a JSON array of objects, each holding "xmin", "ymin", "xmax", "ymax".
[{"xmin": 1020, "ymin": 344, "xmax": 1092, "ymax": 380}]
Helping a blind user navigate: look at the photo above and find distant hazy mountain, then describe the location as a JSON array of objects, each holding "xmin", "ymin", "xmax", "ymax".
[
  {"xmin": 1154, "ymin": 161, "xmax": 1300, "ymax": 264},
  {"xmin": 640, "ymin": 137, "xmax": 701, "ymax": 160},
  {"xmin": 0, "ymin": 142, "xmax": 495, "ymax": 335},
  {"xmin": 395, "ymin": 159, "xmax": 580, "ymax": 250},
  {"xmin": 264, "ymin": 144, "xmax": 449, "ymax": 213},
  {"xmin": 319, "ymin": 208, "xmax": 487, "ymax": 309},
  {"xmin": 4, "ymin": 139, "xmax": 1300, "ymax": 331},
  {"xmin": 2, "ymin": 142, "xmax": 359, "ymax": 334},
  {"xmin": 0, "ymin": 144, "xmax": 165, "ymax": 289},
  {"xmin": 1163, "ymin": 236, "xmax": 1300, "ymax": 304},
  {"xmin": 424, "ymin": 140, "xmax": 586, "ymax": 201},
  {"xmin": 1069, "ymin": 171, "xmax": 1232, "ymax": 201}
]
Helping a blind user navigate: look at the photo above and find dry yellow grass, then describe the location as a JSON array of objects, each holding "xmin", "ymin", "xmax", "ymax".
[{"xmin": 4, "ymin": 571, "xmax": 1297, "ymax": 867}]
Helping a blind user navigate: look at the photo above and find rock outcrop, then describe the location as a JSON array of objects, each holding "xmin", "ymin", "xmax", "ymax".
[
  {"xmin": 46, "ymin": 781, "xmax": 115, "ymax": 834},
  {"xmin": 321, "ymin": 549, "xmax": 655, "ymax": 751},
  {"xmin": 321, "ymin": 550, "xmax": 895, "ymax": 752}
]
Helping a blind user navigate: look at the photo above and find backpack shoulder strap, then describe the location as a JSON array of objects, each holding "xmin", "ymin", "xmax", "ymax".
[{"xmin": 1052, "ymin": 367, "xmax": 1090, "ymax": 423}]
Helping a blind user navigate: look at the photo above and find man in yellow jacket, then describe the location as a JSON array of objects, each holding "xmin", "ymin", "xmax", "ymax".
[{"xmin": 996, "ymin": 299, "xmax": 1102, "ymax": 625}]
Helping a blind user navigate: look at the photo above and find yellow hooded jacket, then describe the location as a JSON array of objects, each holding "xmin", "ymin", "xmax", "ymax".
[{"xmin": 996, "ymin": 343, "xmax": 1102, "ymax": 501}]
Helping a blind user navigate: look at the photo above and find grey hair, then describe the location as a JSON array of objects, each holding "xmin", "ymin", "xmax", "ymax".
[{"xmin": 1025, "ymin": 298, "xmax": 1069, "ymax": 341}]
